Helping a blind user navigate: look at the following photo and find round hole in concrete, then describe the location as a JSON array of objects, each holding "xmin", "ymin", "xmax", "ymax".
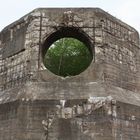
[{"xmin": 42, "ymin": 27, "xmax": 93, "ymax": 77}]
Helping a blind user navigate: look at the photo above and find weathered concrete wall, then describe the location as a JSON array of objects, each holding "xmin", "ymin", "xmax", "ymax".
[
  {"xmin": 0, "ymin": 8, "xmax": 140, "ymax": 95},
  {"xmin": 0, "ymin": 99, "xmax": 140, "ymax": 140},
  {"xmin": 0, "ymin": 8, "xmax": 140, "ymax": 140}
]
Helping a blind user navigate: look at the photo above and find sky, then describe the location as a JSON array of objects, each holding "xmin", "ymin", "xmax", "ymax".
[{"xmin": 0, "ymin": 0, "xmax": 140, "ymax": 34}]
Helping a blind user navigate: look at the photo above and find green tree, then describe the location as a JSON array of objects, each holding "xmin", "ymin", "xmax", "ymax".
[{"xmin": 44, "ymin": 37, "xmax": 92, "ymax": 77}]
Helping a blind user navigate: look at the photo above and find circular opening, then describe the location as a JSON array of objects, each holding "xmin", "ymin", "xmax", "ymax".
[{"xmin": 42, "ymin": 27, "xmax": 93, "ymax": 77}]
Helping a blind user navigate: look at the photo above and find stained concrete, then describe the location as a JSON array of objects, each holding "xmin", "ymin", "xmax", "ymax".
[{"xmin": 0, "ymin": 8, "xmax": 140, "ymax": 140}]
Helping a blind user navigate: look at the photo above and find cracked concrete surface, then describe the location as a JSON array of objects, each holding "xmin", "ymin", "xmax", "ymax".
[{"xmin": 0, "ymin": 8, "xmax": 140, "ymax": 140}]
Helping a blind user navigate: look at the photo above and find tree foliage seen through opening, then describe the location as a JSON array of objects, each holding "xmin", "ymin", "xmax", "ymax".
[{"xmin": 44, "ymin": 37, "xmax": 92, "ymax": 77}]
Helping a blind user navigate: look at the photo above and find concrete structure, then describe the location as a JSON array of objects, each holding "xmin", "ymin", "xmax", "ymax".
[{"xmin": 0, "ymin": 8, "xmax": 140, "ymax": 140}]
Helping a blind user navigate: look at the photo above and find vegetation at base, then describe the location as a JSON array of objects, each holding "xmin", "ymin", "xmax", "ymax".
[{"xmin": 44, "ymin": 37, "xmax": 92, "ymax": 77}]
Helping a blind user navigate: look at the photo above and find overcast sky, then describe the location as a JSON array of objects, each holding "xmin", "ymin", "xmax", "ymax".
[{"xmin": 0, "ymin": 0, "xmax": 140, "ymax": 34}]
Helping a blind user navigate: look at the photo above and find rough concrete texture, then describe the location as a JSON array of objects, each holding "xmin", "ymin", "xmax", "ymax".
[{"xmin": 0, "ymin": 8, "xmax": 140, "ymax": 140}]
